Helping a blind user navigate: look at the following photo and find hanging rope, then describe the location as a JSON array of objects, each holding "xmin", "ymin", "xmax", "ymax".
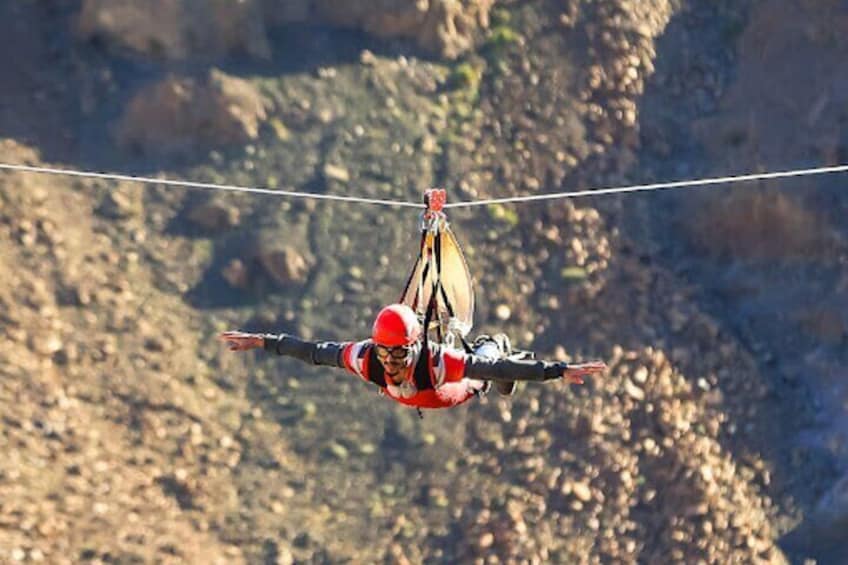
[{"xmin": 2, "ymin": 161, "xmax": 848, "ymax": 209}]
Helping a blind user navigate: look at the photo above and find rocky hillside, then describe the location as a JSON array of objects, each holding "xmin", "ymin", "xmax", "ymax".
[{"xmin": 1, "ymin": 0, "xmax": 847, "ymax": 563}]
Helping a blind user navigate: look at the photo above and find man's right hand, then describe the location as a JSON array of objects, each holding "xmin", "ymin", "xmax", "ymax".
[
  {"xmin": 219, "ymin": 331, "xmax": 264, "ymax": 352},
  {"xmin": 561, "ymin": 361, "xmax": 607, "ymax": 385}
]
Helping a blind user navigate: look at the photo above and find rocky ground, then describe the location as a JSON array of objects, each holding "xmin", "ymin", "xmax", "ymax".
[{"xmin": 1, "ymin": 0, "xmax": 847, "ymax": 563}]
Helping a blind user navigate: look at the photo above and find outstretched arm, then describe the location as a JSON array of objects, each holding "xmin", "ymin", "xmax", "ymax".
[
  {"xmin": 219, "ymin": 331, "xmax": 347, "ymax": 368},
  {"xmin": 464, "ymin": 356, "xmax": 606, "ymax": 385},
  {"xmin": 557, "ymin": 361, "xmax": 607, "ymax": 385}
]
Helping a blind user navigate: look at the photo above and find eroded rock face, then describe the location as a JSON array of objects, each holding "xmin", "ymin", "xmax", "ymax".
[
  {"xmin": 313, "ymin": 0, "xmax": 493, "ymax": 59},
  {"xmin": 116, "ymin": 70, "xmax": 268, "ymax": 155},
  {"xmin": 78, "ymin": 0, "xmax": 492, "ymax": 61},
  {"xmin": 693, "ymin": 0, "xmax": 848, "ymax": 171},
  {"xmin": 77, "ymin": 0, "xmax": 271, "ymax": 59}
]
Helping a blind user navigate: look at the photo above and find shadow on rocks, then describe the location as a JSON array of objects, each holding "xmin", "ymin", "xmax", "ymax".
[{"xmin": 780, "ymin": 471, "xmax": 848, "ymax": 564}]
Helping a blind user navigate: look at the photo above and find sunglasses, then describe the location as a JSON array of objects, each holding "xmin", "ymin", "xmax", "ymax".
[{"xmin": 374, "ymin": 344, "xmax": 413, "ymax": 359}]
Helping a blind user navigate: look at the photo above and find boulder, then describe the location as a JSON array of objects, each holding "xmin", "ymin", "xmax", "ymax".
[
  {"xmin": 98, "ymin": 185, "xmax": 143, "ymax": 219},
  {"xmin": 221, "ymin": 258, "xmax": 250, "ymax": 289},
  {"xmin": 117, "ymin": 70, "xmax": 267, "ymax": 155},
  {"xmin": 256, "ymin": 244, "xmax": 311, "ymax": 286},
  {"xmin": 187, "ymin": 198, "xmax": 241, "ymax": 231}
]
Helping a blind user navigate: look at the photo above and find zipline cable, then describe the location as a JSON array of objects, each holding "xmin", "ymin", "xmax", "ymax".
[
  {"xmin": 445, "ymin": 163, "xmax": 848, "ymax": 208},
  {"xmin": 0, "ymin": 162, "xmax": 422, "ymax": 209},
  {"xmin": 2, "ymin": 161, "xmax": 848, "ymax": 210}
]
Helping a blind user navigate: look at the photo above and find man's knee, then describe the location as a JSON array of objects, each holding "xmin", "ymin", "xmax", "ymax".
[{"xmin": 472, "ymin": 334, "xmax": 512, "ymax": 359}]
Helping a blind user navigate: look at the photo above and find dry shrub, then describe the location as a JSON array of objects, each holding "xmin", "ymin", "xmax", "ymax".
[{"xmin": 685, "ymin": 188, "xmax": 837, "ymax": 260}]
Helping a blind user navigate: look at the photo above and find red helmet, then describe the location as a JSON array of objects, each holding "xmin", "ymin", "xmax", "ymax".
[{"xmin": 372, "ymin": 304, "xmax": 421, "ymax": 346}]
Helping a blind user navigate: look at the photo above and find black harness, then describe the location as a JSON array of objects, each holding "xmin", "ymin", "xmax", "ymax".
[{"xmin": 361, "ymin": 341, "xmax": 437, "ymax": 391}]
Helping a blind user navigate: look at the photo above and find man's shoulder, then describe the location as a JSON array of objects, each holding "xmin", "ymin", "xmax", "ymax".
[
  {"xmin": 426, "ymin": 343, "xmax": 467, "ymax": 382},
  {"xmin": 342, "ymin": 339, "xmax": 375, "ymax": 376},
  {"xmin": 345, "ymin": 339, "xmax": 374, "ymax": 354},
  {"xmin": 427, "ymin": 343, "xmax": 465, "ymax": 359}
]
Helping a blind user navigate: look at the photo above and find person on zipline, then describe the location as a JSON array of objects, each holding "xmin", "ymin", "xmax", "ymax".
[{"xmin": 219, "ymin": 303, "xmax": 606, "ymax": 410}]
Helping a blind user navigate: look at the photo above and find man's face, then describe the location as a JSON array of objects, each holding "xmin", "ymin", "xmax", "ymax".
[{"xmin": 375, "ymin": 344, "xmax": 413, "ymax": 377}]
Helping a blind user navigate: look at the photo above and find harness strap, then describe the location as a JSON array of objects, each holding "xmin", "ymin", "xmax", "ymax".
[
  {"xmin": 399, "ymin": 230, "xmax": 427, "ymax": 308},
  {"xmin": 365, "ymin": 343, "xmax": 434, "ymax": 391},
  {"xmin": 364, "ymin": 346, "xmax": 387, "ymax": 388},
  {"xmin": 412, "ymin": 343, "xmax": 434, "ymax": 390},
  {"xmin": 422, "ymin": 274, "xmax": 437, "ymax": 350},
  {"xmin": 459, "ymin": 335, "xmax": 474, "ymax": 354},
  {"xmin": 433, "ymin": 229, "xmax": 445, "ymax": 345}
]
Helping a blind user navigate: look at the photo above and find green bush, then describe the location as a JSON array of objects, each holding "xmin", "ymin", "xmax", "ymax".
[
  {"xmin": 486, "ymin": 25, "xmax": 521, "ymax": 50},
  {"xmin": 449, "ymin": 62, "xmax": 481, "ymax": 90}
]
